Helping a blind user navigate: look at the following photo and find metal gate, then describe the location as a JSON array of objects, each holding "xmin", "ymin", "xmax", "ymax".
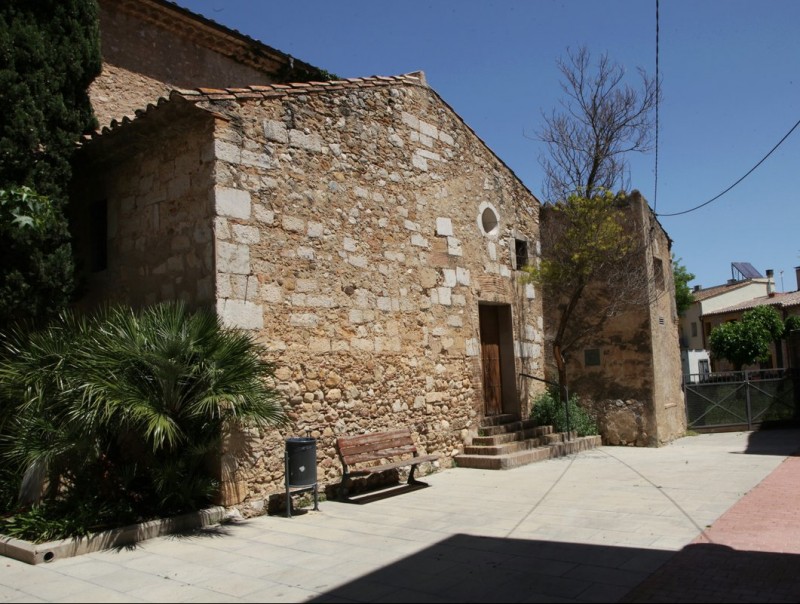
[{"xmin": 684, "ymin": 369, "xmax": 798, "ymax": 431}]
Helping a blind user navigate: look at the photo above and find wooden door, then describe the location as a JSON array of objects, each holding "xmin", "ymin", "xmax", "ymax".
[{"xmin": 479, "ymin": 305, "xmax": 503, "ymax": 415}]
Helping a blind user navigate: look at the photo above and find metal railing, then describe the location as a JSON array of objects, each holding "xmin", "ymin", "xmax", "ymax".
[{"xmin": 684, "ymin": 369, "xmax": 797, "ymax": 431}]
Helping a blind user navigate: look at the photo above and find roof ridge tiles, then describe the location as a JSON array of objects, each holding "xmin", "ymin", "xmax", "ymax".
[
  {"xmin": 170, "ymin": 72, "xmax": 427, "ymax": 102},
  {"xmin": 84, "ymin": 72, "xmax": 430, "ymax": 142}
]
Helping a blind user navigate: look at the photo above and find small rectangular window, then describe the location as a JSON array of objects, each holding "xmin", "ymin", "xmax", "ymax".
[
  {"xmin": 515, "ymin": 239, "xmax": 528, "ymax": 269},
  {"xmin": 654, "ymin": 257, "xmax": 665, "ymax": 291},
  {"xmin": 584, "ymin": 348, "xmax": 601, "ymax": 367},
  {"xmin": 691, "ymin": 322, "xmax": 698, "ymax": 337},
  {"xmin": 90, "ymin": 200, "xmax": 108, "ymax": 272}
]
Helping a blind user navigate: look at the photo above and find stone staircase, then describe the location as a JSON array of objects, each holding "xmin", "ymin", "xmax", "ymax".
[{"xmin": 454, "ymin": 413, "xmax": 602, "ymax": 470}]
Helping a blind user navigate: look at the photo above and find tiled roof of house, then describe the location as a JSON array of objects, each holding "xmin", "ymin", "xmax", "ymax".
[
  {"xmin": 704, "ymin": 290, "xmax": 800, "ymax": 317},
  {"xmin": 83, "ymin": 73, "xmax": 428, "ymax": 140},
  {"xmin": 78, "ymin": 71, "xmax": 539, "ymax": 204},
  {"xmin": 692, "ymin": 280, "xmax": 752, "ymax": 302}
]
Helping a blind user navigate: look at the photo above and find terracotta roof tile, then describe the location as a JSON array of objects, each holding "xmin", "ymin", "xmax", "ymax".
[
  {"xmin": 693, "ymin": 281, "xmax": 750, "ymax": 302},
  {"xmin": 704, "ymin": 291, "xmax": 800, "ymax": 317},
  {"xmin": 77, "ymin": 70, "xmax": 539, "ymax": 205},
  {"xmin": 81, "ymin": 73, "xmax": 428, "ymax": 142},
  {"xmin": 232, "ymin": 92, "xmax": 264, "ymax": 100}
]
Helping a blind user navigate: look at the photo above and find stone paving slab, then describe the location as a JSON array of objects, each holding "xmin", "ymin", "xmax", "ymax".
[
  {"xmin": 0, "ymin": 429, "xmax": 797, "ymax": 603},
  {"xmin": 622, "ymin": 446, "xmax": 800, "ymax": 603}
]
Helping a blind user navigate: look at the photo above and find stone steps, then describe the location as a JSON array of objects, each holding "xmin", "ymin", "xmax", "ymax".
[
  {"xmin": 478, "ymin": 419, "xmax": 539, "ymax": 437},
  {"xmin": 454, "ymin": 413, "xmax": 602, "ymax": 470},
  {"xmin": 471, "ymin": 425, "xmax": 553, "ymax": 447}
]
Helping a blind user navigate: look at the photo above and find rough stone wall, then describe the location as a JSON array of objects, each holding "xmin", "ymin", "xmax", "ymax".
[
  {"xmin": 91, "ymin": 1, "xmax": 280, "ymax": 126},
  {"xmin": 542, "ymin": 194, "xmax": 685, "ymax": 446},
  {"xmin": 71, "ymin": 109, "xmax": 217, "ymax": 309},
  {"xmin": 205, "ymin": 82, "xmax": 544, "ymax": 502},
  {"xmin": 641, "ymin": 203, "xmax": 686, "ymax": 444}
]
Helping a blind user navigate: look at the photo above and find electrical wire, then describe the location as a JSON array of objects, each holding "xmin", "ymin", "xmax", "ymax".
[
  {"xmin": 653, "ymin": 0, "xmax": 660, "ymax": 213},
  {"xmin": 656, "ymin": 116, "xmax": 800, "ymax": 217}
]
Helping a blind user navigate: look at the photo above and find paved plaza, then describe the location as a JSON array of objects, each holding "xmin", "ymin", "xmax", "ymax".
[{"xmin": 1, "ymin": 429, "xmax": 798, "ymax": 602}]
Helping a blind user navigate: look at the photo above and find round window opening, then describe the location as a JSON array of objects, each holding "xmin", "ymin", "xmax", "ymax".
[{"xmin": 481, "ymin": 207, "xmax": 499, "ymax": 234}]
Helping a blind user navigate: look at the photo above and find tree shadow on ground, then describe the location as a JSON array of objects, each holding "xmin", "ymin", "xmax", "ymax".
[
  {"xmin": 621, "ymin": 542, "xmax": 800, "ymax": 603},
  {"xmin": 742, "ymin": 427, "xmax": 800, "ymax": 456},
  {"xmin": 302, "ymin": 534, "xmax": 800, "ymax": 603}
]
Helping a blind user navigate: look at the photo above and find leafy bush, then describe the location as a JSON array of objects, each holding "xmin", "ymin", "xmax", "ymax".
[
  {"xmin": 784, "ymin": 314, "xmax": 800, "ymax": 334},
  {"xmin": 0, "ymin": 302, "xmax": 288, "ymax": 542},
  {"xmin": 530, "ymin": 388, "xmax": 598, "ymax": 436},
  {"xmin": 0, "ymin": 186, "xmax": 74, "ymax": 331},
  {"xmin": 1, "ymin": 0, "xmax": 102, "ymax": 330},
  {"xmin": 709, "ymin": 305, "xmax": 784, "ymax": 370}
]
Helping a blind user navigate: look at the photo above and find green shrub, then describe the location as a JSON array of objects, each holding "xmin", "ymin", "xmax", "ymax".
[
  {"xmin": 530, "ymin": 388, "xmax": 598, "ymax": 436},
  {"xmin": 0, "ymin": 301, "xmax": 288, "ymax": 541}
]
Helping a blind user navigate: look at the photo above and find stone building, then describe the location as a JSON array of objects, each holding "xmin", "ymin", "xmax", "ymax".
[
  {"xmin": 539, "ymin": 192, "xmax": 686, "ymax": 446},
  {"xmin": 72, "ymin": 67, "xmax": 546, "ymax": 502},
  {"xmin": 69, "ymin": 0, "xmax": 680, "ymax": 506}
]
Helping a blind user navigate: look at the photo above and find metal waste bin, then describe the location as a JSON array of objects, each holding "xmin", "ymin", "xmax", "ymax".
[{"xmin": 284, "ymin": 437, "xmax": 319, "ymax": 517}]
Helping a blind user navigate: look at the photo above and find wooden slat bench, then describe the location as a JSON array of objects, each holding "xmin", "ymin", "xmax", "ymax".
[{"xmin": 336, "ymin": 428, "xmax": 440, "ymax": 498}]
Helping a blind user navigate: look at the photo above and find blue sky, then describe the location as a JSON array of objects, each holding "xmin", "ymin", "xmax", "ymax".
[{"xmin": 175, "ymin": 0, "xmax": 800, "ymax": 292}]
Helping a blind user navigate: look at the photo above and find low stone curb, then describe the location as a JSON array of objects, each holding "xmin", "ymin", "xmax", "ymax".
[{"xmin": 0, "ymin": 505, "xmax": 226, "ymax": 565}]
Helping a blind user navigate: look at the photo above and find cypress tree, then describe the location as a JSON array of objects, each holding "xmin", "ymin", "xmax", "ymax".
[{"xmin": 0, "ymin": 0, "xmax": 101, "ymax": 329}]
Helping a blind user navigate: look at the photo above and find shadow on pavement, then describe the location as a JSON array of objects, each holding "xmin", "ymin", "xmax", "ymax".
[
  {"xmin": 304, "ymin": 533, "xmax": 800, "ymax": 603},
  {"xmin": 621, "ymin": 542, "xmax": 800, "ymax": 603},
  {"xmin": 306, "ymin": 533, "xmax": 673, "ymax": 603},
  {"xmin": 340, "ymin": 481, "xmax": 430, "ymax": 505},
  {"xmin": 742, "ymin": 427, "xmax": 800, "ymax": 456}
]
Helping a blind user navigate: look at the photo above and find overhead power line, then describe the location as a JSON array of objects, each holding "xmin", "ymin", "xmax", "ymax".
[
  {"xmin": 656, "ymin": 116, "xmax": 800, "ymax": 217},
  {"xmin": 653, "ymin": 0, "xmax": 660, "ymax": 213}
]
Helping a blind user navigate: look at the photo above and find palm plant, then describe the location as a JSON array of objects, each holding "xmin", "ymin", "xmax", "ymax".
[{"xmin": 0, "ymin": 301, "xmax": 288, "ymax": 538}]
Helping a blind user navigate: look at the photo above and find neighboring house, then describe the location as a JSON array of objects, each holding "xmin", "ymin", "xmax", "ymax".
[
  {"xmin": 69, "ymin": 0, "xmax": 685, "ymax": 505},
  {"xmin": 700, "ymin": 268, "xmax": 800, "ymax": 373},
  {"xmin": 540, "ymin": 192, "xmax": 685, "ymax": 446},
  {"xmin": 679, "ymin": 263, "xmax": 774, "ymax": 377}
]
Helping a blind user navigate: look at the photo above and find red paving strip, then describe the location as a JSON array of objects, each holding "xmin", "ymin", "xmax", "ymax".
[
  {"xmin": 622, "ymin": 455, "xmax": 800, "ymax": 603},
  {"xmin": 692, "ymin": 455, "xmax": 800, "ymax": 554}
]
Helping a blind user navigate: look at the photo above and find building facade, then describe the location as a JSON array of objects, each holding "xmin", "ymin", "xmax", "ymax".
[
  {"xmin": 539, "ymin": 193, "xmax": 686, "ymax": 446},
  {"xmin": 69, "ymin": 0, "xmax": 686, "ymax": 506},
  {"xmin": 72, "ymin": 71, "xmax": 546, "ymax": 503}
]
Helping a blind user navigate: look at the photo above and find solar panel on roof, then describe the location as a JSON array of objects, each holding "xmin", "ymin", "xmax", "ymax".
[{"xmin": 732, "ymin": 262, "xmax": 763, "ymax": 280}]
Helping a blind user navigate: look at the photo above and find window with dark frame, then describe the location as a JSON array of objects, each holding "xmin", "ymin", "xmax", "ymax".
[
  {"xmin": 90, "ymin": 199, "xmax": 108, "ymax": 272},
  {"xmin": 584, "ymin": 348, "xmax": 601, "ymax": 367},
  {"xmin": 515, "ymin": 238, "xmax": 528, "ymax": 269}
]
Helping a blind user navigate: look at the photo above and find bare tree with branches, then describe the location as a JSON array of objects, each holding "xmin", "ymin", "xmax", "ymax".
[
  {"xmin": 526, "ymin": 47, "xmax": 663, "ymax": 398},
  {"xmin": 538, "ymin": 47, "xmax": 658, "ymax": 203}
]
